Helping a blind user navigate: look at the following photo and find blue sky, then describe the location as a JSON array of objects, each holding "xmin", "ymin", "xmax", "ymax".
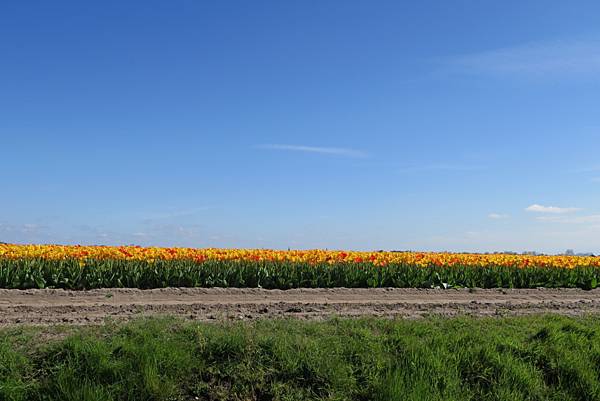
[{"xmin": 2, "ymin": 1, "xmax": 600, "ymax": 253}]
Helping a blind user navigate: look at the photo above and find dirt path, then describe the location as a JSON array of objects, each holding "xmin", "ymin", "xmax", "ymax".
[{"xmin": 1, "ymin": 287, "xmax": 600, "ymax": 325}]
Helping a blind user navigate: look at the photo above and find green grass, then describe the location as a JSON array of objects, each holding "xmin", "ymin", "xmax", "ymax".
[
  {"xmin": 2, "ymin": 316, "xmax": 600, "ymax": 400},
  {"xmin": 1, "ymin": 258, "xmax": 600, "ymax": 289}
]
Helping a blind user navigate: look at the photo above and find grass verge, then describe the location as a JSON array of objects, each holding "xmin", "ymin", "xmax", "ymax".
[{"xmin": 2, "ymin": 315, "xmax": 600, "ymax": 400}]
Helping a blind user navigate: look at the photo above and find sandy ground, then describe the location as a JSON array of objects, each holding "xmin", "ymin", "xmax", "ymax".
[{"xmin": 1, "ymin": 287, "xmax": 600, "ymax": 325}]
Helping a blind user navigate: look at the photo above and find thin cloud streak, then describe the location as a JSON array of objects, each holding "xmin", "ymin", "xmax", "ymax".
[
  {"xmin": 0, "ymin": 223, "xmax": 47, "ymax": 235},
  {"xmin": 448, "ymin": 39, "xmax": 600, "ymax": 77},
  {"xmin": 257, "ymin": 144, "xmax": 368, "ymax": 158},
  {"xmin": 525, "ymin": 204, "xmax": 581, "ymax": 214},
  {"xmin": 574, "ymin": 165, "xmax": 600, "ymax": 173},
  {"xmin": 536, "ymin": 215, "xmax": 600, "ymax": 224},
  {"xmin": 142, "ymin": 207, "xmax": 211, "ymax": 221},
  {"xmin": 488, "ymin": 213, "xmax": 509, "ymax": 220}
]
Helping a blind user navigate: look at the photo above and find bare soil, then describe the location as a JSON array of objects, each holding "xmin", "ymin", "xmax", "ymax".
[{"xmin": 1, "ymin": 287, "xmax": 600, "ymax": 325}]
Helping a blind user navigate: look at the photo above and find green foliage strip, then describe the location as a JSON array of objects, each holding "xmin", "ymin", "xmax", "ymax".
[{"xmin": 0, "ymin": 258, "xmax": 599, "ymax": 289}]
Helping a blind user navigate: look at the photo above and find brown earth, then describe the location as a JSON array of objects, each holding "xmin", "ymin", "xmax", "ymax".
[{"xmin": 1, "ymin": 287, "xmax": 600, "ymax": 326}]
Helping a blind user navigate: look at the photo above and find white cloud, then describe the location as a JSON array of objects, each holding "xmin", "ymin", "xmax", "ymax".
[
  {"xmin": 525, "ymin": 204, "xmax": 581, "ymax": 214},
  {"xmin": 488, "ymin": 213, "xmax": 509, "ymax": 219},
  {"xmin": 132, "ymin": 232, "xmax": 149, "ymax": 238},
  {"xmin": 257, "ymin": 144, "xmax": 367, "ymax": 158},
  {"xmin": 449, "ymin": 39, "xmax": 600, "ymax": 77},
  {"xmin": 138, "ymin": 222, "xmax": 203, "ymax": 240},
  {"xmin": 0, "ymin": 223, "xmax": 46, "ymax": 234}
]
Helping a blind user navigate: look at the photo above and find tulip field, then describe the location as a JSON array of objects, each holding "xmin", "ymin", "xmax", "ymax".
[
  {"xmin": 3, "ymin": 245, "xmax": 600, "ymax": 401},
  {"xmin": 1, "ymin": 244, "xmax": 599, "ymax": 290}
]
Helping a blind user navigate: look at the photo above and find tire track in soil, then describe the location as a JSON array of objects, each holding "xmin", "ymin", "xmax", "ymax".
[{"xmin": 1, "ymin": 287, "xmax": 600, "ymax": 325}]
